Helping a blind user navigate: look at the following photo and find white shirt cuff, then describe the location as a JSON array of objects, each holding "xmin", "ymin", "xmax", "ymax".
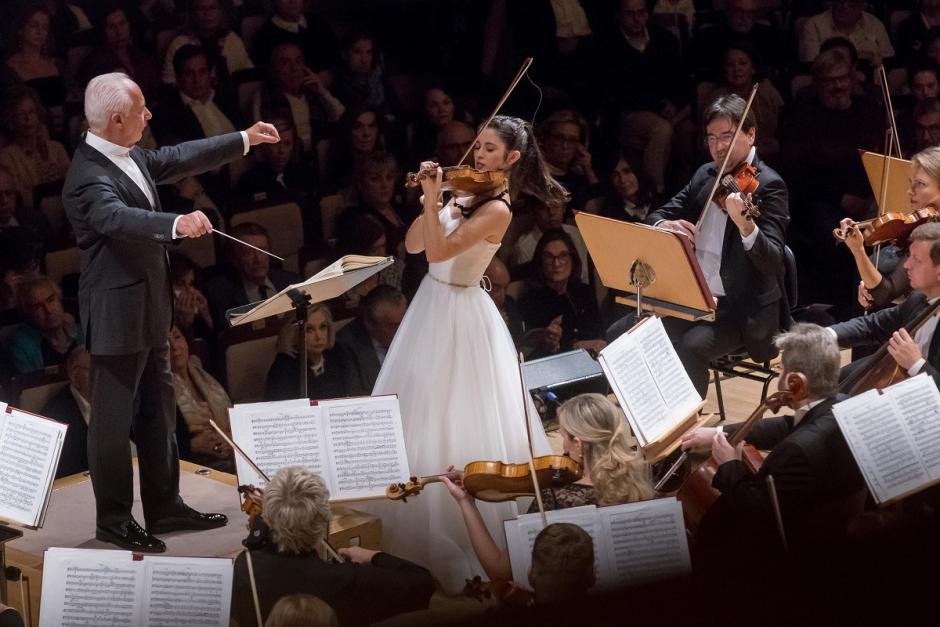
[
  {"xmin": 241, "ymin": 130, "xmax": 249, "ymax": 155},
  {"xmin": 171, "ymin": 214, "xmax": 183, "ymax": 239},
  {"xmin": 908, "ymin": 358, "xmax": 926, "ymax": 377},
  {"xmin": 741, "ymin": 224, "xmax": 760, "ymax": 250}
]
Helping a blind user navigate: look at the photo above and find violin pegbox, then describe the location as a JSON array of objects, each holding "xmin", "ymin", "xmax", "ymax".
[{"xmin": 386, "ymin": 476, "xmax": 423, "ymax": 502}]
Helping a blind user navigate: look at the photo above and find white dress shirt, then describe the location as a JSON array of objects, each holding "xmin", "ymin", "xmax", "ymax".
[{"xmin": 179, "ymin": 90, "xmax": 237, "ymax": 139}]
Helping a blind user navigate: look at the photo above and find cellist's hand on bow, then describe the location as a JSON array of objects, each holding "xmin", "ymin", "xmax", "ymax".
[
  {"xmin": 887, "ymin": 328, "xmax": 922, "ymax": 371},
  {"xmin": 680, "ymin": 427, "xmax": 717, "ymax": 455},
  {"xmin": 419, "ymin": 161, "xmax": 443, "ymax": 211},
  {"xmin": 441, "ymin": 466, "xmax": 471, "ymax": 504},
  {"xmin": 725, "ymin": 192, "xmax": 755, "ymax": 237},
  {"xmin": 712, "ymin": 430, "xmax": 743, "ymax": 465}
]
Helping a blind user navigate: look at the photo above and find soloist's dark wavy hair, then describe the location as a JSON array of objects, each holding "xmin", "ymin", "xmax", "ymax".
[{"xmin": 486, "ymin": 115, "xmax": 569, "ymax": 207}]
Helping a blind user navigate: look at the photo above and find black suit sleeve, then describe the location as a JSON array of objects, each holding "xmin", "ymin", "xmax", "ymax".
[
  {"xmin": 744, "ymin": 176, "xmax": 789, "ymax": 278},
  {"xmin": 723, "ymin": 415, "xmax": 793, "ymax": 451},
  {"xmin": 143, "ymin": 132, "xmax": 245, "ymax": 186},
  {"xmin": 829, "ymin": 302, "xmax": 906, "ymax": 347},
  {"xmin": 647, "ymin": 175, "xmax": 696, "ymax": 225},
  {"xmin": 712, "ymin": 441, "xmax": 816, "ymax": 519},
  {"xmin": 67, "ymin": 178, "xmax": 178, "ymax": 244},
  {"xmin": 354, "ymin": 552, "xmax": 434, "ymax": 622}
]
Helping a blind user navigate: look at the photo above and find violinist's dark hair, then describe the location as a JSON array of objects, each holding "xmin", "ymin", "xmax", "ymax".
[
  {"xmin": 485, "ymin": 115, "xmax": 569, "ymax": 207},
  {"xmin": 532, "ymin": 227, "xmax": 583, "ymax": 287},
  {"xmin": 702, "ymin": 94, "xmax": 757, "ymax": 134}
]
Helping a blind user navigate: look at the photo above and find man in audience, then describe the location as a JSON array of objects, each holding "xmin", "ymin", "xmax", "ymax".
[
  {"xmin": 896, "ymin": 0, "xmax": 940, "ymax": 66},
  {"xmin": 42, "ymin": 346, "xmax": 91, "ymax": 478},
  {"xmin": 0, "ymin": 228, "xmax": 41, "ymax": 326},
  {"xmin": 252, "ymin": 0, "xmax": 340, "ymax": 76},
  {"xmin": 0, "ymin": 165, "xmax": 50, "ymax": 242},
  {"xmin": 435, "ymin": 120, "xmax": 475, "ymax": 167},
  {"xmin": 529, "ymin": 523, "xmax": 596, "ymax": 604},
  {"xmin": 6, "ymin": 275, "xmax": 83, "ymax": 373},
  {"xmin": 231, "ymin": 466, "xmax": 434, "ymax": 626},
  {"xmin": 204, "ymin": 222, "xmax": 298, "ymax": 329},
  {"xmin": 509, "ymin": 197, "xmax": 589, "ymax": 284},
  {"xmin": 799, "ymin": 0, "xmax": 894, "ymax": 68},
  {"xmin": 485, "ymin": 257, "xmax": 524, "ymax": 347},
  {"xmin": 914, "ymin": 98, "xmax": 940, "ymax": 153},
  {"xmin": 681, "ymin": 323, "xmax": 865, "ymax": 562},
  {"xmin": 335, "ymin": 285, "xmax": 406, "ymax": 396},
  {"xmin": 691, "ymin": 0, "xmax": 790, "ymax": 76}
]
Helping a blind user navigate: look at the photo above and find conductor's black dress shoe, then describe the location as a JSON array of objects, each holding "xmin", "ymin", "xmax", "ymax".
[
  {"xmin": 146, "ymin": 504, "xmax": 228, "ymax": 534},
  {"xmin": 96, "ymin": 519, "xmax": 166, "ymax": 553}
]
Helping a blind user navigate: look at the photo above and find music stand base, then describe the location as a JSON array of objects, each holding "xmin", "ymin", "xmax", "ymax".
[{"xmin": 286, "ymin": 288, "xmax": 313, "ymax": 399}]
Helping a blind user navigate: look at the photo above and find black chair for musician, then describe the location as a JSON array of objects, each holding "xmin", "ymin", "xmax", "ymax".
[{"xmin": 710, "ymin": 245, "xmax": 798, "ymax": 422}]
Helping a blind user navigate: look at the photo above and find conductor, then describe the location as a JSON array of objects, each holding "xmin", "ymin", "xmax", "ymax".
[{"xmin": 63, "ymin": 73, "xmax": 280, "ymax": 552}]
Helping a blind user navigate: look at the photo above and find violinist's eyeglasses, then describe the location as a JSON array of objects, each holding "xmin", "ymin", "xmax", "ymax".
[{"xmin": 705, "ymin": 133, "xmax": 735, "ymax": 147}]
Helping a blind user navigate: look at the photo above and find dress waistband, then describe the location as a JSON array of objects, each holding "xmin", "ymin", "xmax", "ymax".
[{"xmin": 428, "ymin": 273, "xmax": 492, "ymax": 291}]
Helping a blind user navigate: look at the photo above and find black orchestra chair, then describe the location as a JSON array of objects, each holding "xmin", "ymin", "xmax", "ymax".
[{"xmin": 709, "ymin": 245, "xmax": 798, "ymax": 422}]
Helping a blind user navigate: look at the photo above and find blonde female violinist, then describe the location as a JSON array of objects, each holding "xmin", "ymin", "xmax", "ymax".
[{"xmin": 366, "ymin": 115, "xmax": 568, "ymax": 592}]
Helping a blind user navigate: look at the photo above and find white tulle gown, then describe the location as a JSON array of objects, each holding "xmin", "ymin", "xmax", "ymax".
[{"xmin": 368, "ymin": 198, "xmax": 550, "ymax": 592}]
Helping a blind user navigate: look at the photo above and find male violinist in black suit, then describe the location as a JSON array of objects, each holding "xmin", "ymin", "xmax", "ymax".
[
  {"xmin": 63, "ymin": 72, "xmax": 280, "ymax": 552},
  {"xmin": 611, "ymin": 93, "xmax": 791, "ymax": 396}
]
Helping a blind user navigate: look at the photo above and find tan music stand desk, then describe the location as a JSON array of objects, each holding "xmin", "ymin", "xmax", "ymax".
[
  {"xmin": 861, "ymin": 151, "xmax": 912, "ymax": 215},
  {"xmin": 575, "ymin": 212, "xmax": 716, "ymax": 321}
]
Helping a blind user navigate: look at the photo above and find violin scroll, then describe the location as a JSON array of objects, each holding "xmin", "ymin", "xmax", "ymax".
[{"xmin": 386, "ymin": 477, "xmax": 425, "ymax": 502}]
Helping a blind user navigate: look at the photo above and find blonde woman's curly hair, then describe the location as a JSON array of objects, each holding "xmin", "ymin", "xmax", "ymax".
[
  {"xmin": 558, "ymin": 394, "xmax": 655, "ymax": 505},
  {"xmin": 263, "ymin": 466, "xmax": 332, "ymax": 554}
]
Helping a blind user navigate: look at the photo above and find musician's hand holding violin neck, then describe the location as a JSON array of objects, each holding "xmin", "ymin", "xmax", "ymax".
[
  {"xmin": 419, "ymin": 161, "xmax": 443, "ymax": 209},
  {"xmin": 441, "ymin": 467, "xmax": 471, "ymax": 503},
  {"xmin": 680, "ymin": 427, "xmax": 716, "ymax": 455},
  {"xmin": 839, "ymin": 217, "xmax": 865, "ymax": 253},
  {"xmin": 338, "ymin": 546, "xmax": 381, "ymax": 564},
  {"xmin": 175, "ymin": 210, "xmax": 213, "ymax": 238},
  {"xmin": 659, "ymin": 219, "xmax": 697, "ymax": 243},
  {"xmin": 711, "ymin": 430, "xmax": 744, "ymax": 465},
  {"xmin": 887, "ymin": 328, "xmax": 922, "ymax": 370},
  {"xmin": 724, "ymin": 192, "xmax": 755, "ymax": 236}
]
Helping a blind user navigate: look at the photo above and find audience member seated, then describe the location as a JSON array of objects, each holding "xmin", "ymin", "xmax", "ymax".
[
  {"xmin": 896, "ymin": 0, "xmax": 940, "ymax": 66},
  {"xmin": 781, "ymin": 48, "xmax": 885, "ymax": 321},
  {"xmin": 161, "ymin": 0, "xmax": 255, "ymax": 86},
  {"xmin": 898, "ymin": 62, "xmax": 940, "ymax": 153},
  {"xmin": 251, "ymin": 0, "xmax": 340, "ymax": 76},
  {"xmin": 4, "ymin": 5, "xmax": 67, "ymax": 137},
  {"xmin": 681, "ymin": 323, "xmax": 865, "ymax": 567},
  {"xmin": 0, "ymin": 85, "xmax": 70, "ymax": 211},
  {"xmin": 434, "ymin": 119, "xmax": 475, "ymax": 167},
  {"xmin": 253, "ymin": 41, "xmax": 345, "ymax": 157},
  {"xmin": 322, "ymin": 106, "xmax": 386, "ymax": 193},
  {"xmin": 598, "ymin": 0, "xmax": 684, "ymax": 193},
  {"xmin": 594, "ymin": 150, "xmax": 655, "ymax": 222},
  {"xmin": 346, "ymin": 152, "xmax": 416, "ymax": 256},
  {"xmin": 0, "ymin": 165, "xmax": 51, "ymax": 243},
  {"xmin": 169, "ymin": 324, "xmax": 235, "ymax": 471},
  {"xmin": 409, "ymin": 84, "xmax": 467, "ymax": 163},
  {"xmin": 335, "ymin": 285, "xmax": 407, "ymax": 396},
  {"xmin": 79, "ymin": 5, "xmax": 160, "ymax": 97},
  {"xmin": 332, "ymin": 210, "xmax": 404, "ymax": 315},
  {"xmin": 698, "ymin": 43, "xmax": 783, "ymax": 159},
  {"xmin": 332, "ymin": 29, "xmax": 396, "ymax": 113},
  {"xmin": 0, "ymin": 229, "xmax": 42, "ymax": 326},
  {"xmin": 690, "ymin": 0, "xmax": 790, "ymax": 78},
  {"xmin": 263, "ymin": 594, "xmax": 338, "ymax": 627},
  {"xmin": 485, "ymin": 257, "xmax": 524, "ymax": 347},
  {"xmin": 204, "ymin": 222, "xmax": 299, "ymax": 328},
  {"xmin": 537, "ymin": 109, "xmax": 599, "ymax": 210},
  {"xmin": 169, "ymin": 252, "xmax": 214, "ymax": 338},
  {"xmin": 518, "ymin": 229, "xmax": 605, "ymax": 357},
  {"xmin": 265, "ymin": 302, "xmax": 349, "ymax": 402},
  {"xmin": 799, "ymin": 0, "xmax": 894, "ymax": 69},
  {"xmin": 914, "ymin": 98, "xmax": 940, "ymax": 154},
  {"xmin": 7, "ymin": 275, "xmax": 82, "ymax": 374},
  {"xmin": 509, "ymin": 197, "xmax": 589, "ymax": 284},
  {"xmin": 443, "ymin": 393, "xmax": 653, "ymax": 582},
  {"xmin": 231, "ymin": 466, "xmax": 434, "ymax": 626},
  {"xmin": 529, "ymin": 523, "xmax": 596, "ymax": 604},
  {"xmin": 41, "ymin": 346, "xmax": 90, "ymax": 478}
]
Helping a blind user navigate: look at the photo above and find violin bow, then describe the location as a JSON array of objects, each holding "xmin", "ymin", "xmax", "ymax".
[
  {"xmin": 456, "ymin": 57, "xmax": 534, "ymax": 167},
  {"xmin": 695, "ymin": 83, "xmax": 760, "ymax": 232},
  {"xmin": 872, "ymin": 64, "xmax": 903, "ymax": 272},
  {"xmin": 517, "ymin": 352, "xmax": 549, "ymax": 528},
  {"xmin": 208, "ymin": 419, "xmax": 344, "ymax": 563}
]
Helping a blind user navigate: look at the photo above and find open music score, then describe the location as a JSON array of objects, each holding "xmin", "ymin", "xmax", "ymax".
[
  {"xmin": 833, "ymin": 374, "xmax": 940, "ymax": 506},
  {"xmin": 228, "ymin": 395, "xmax": 411, "ymax": 501}
]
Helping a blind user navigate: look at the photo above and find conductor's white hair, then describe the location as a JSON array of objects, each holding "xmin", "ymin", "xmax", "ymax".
[{"xmin": 84, "ymin": 73, "xmax": 135, "ymax": 130}]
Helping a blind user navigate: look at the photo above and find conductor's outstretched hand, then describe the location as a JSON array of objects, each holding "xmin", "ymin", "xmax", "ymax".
[
  {"xmin": 245, "ymin": 121, "xmax": 281, "ymax": 146},
  {"xmin": 176, "ymin": 210, "xmax": 213, "ymax": 238}
]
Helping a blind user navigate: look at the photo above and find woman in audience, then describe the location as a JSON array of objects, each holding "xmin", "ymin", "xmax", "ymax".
[
  {"xmin": 4, "ymin": 5, "xmax": 67, "ymax": 137},
  {"xmin": 698, "ymin": 43, "xmax": 783, "ymax": 159},
  {"xmin": 321, "ymin": 106, "xmax": 388, "ymax": 193},
  {"xmin": 443, "ymin": 393, "xmax": 654, "ymax": 582},
  {"xmin": 408, "ymin": 84, "xmax": 469, "ymax": 162},
  {"xmin": 331, "ymin": 210, "xmax": 404, "ymax": 317},
  {"xmin": 79, "ymin": 5, "xmax": 160, "ymax": 96},
  {"xmin": 332, "ymin": 29, "xmax": 394, "ymax": 112},
  {"xmin": 231, "ymin": 466, "xmax": 434, "ymax": 626},
  {"xmin": 348, "ymin": 152, "xmax": 416, "ymax": 256},
  {"xmin": 265, "ymin": 302, "xmax": 349, "ymax": 402},
  {"xmin": 518, "ymin": 228, "xmax": 606, "ymax": 357},
  {"xmin": 169, "ymin": 324, "xmax": 235, "ymax": 472},
  {"xmin": 594, "ymin": 149, "xmax": 656, "ymax": 222},
  {"xmin": 161, "ymin": 0, "xmax": 254, "ymax": 86},
  {"xmin": 169, "ymin": 253, "xmax": 213, "ymax": 338},
  {"xmin": 0, "ymin": 85, "xmax": 70, "ymax": 212},
  {"xmin": 536, "ymin": 109, "xmax": 599, "ymax": 210},
  {"xmin": 264, "ymin": 594, "xmax": 338, "ymax": 627}
]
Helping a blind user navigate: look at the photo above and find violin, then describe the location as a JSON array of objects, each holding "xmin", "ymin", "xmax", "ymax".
[
  {"xmin": 832, "ymin": 205, "xmax": 940, "ymax": 247},
  {"xmin": 463, "ymin": 576, "xmax": 534, "ymax": 608},
  {"xmin": 714, "ymin": 162, "xmax": 761, "ymax": 221},
  {"xmin": 386, "ymin": 455, "xmax": 582, "ymax": 503},
  {"xmin": 404, "ymin": 164, "xmax": 506, "ymax": 195},
  {"xmin": 675, "ymin": 390, "xmax": 793, "ymax": 539}
]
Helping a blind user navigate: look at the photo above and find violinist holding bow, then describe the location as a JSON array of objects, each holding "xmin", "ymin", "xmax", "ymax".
[{"xmin": 610, "ymin": 94, "xmax": 790, "ymax": 396}]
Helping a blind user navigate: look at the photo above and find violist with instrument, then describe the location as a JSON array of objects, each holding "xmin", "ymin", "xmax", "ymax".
[
  {"xmin": 440, "ymin": 394, "xmax": 654, "ymax": 584},
  {"xmin": 834, "ymin": 147, "xmax": 940, "ymax": 311},
  {"xmin": 609, "ymin": 93, "xmax": 790, "ymax": 396},
  {"xmin": 679, "ymin": 324, "xmax": 865, "ymax": 567},
  {"xmin": 830, "ymin": 223, "xmax": 940, "ymax": 389}
]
